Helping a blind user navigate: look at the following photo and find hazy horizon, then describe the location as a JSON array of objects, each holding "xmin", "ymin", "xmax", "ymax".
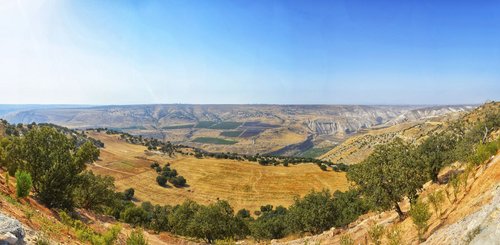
[{"xmin": 1, "ymin": 1, "xmax": 499, "ymax": 104}]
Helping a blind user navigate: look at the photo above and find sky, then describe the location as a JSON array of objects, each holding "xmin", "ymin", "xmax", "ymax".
[{"xmin": 0, "ymin": 0, "xmax": 499, "ymax": 105}]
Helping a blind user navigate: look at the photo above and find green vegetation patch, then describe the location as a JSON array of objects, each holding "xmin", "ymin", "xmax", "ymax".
[
  {"xmin": 220, "ymin": 130, "xmax": 244, "ymax": 137},
  {"xmin": 192, "ymin": 137, "xmax": 238, "ymax": 145},
  {"xmin": 195, "ymin": 121, "xmax": 218, "ymax": 128},
  {"xmin": 297, "ymin": 146, "xmax": 335, "ymax": 158},
  {"xmin": 162, "ymin": 124, "xmax": 195, "ymax": 129},
  {"xmin": 211, "ymin": 121, "xmax": 242, "ymax": 129}
]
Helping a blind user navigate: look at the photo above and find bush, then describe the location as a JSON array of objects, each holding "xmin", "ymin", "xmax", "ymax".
[
  {"xmin": 122, "ymin": 207, "xmax": 149, "ymax": 227},
  {"xmin": 170, "ymin": 176, "xmax": 187, "ymax": 187},
  {"xmin": 331, "ymin": 189, "xmax": 369, "ymax": 227},
  {"xmin": 150, "ymin": 162, "xmax": 160, "ymax": 169},
  {"xmin": 250, "ymin": 206, "xmax": 288, "ymax": 240},
  {"xmin": 368, "ymin": 224, "xmax": 384, "ymax": 245},
  {"xmin": 287, "ymin": 190, "xmax": 336, "ymax": 234},
  {"xmin": 386, "ymin": 225, "xmax": 402, "ymax": 245},
  {"xmin": 15, "ymin": 170, "xmax": 32, "ymax": 198},
  {"xmin": 409, "ymin": 200, "xmax": 431, "ymax": 242},
  {"xmin": 124, "ymin": 188, "xmax": 135, "ymax": 201},
  {"xmin": 339, "ymin": 234, "xmax": 354, "ymax": 245},
  {"xmin": 150, "ymin": 205, "xmax": 170, "ymax": 233},
  {"xmin": 427, "ymin": 190, "xmax": 445, "ymax": 217},
  {"xmin": 156, "ymin": 175, "xmax": 167, "ymax": 186},
  {"xmin": 236, "ymin": 209, "xmax": 251, "ymax": 219},
  {"xmin": 187, "ymin": 201, "xmax": 248, "ymax": 243},
  {"xmin": 126, "ymin": 229, "xmax": 148, "ymax": 245}
]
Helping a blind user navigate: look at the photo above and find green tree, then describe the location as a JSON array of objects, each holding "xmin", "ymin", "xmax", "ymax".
[
  {"xmin": 168, "ymin": 200, "xmax": 200, "ymax": 236},
  {"xmin": 73, "ymin": 171, "xmax": 116, "ymax": 212},
  {"xmin": 15, "ymin": 170, "xmax": 32, "ymax": 198},
  {"xmin": 187, "ymin": 200, "xmax": 248, "ymax": 243},
  {"xmin": 250, "ymin": 206, "xmax": 288, "ymax": 240},
  {"xmin": 170, "ymin": 176, "xmax": 187, "ymax": 187},
  {"xmin": 409, "ymin": 200, "xmax": 431, "ymax": 242},
  {"xmin": 286, "ymin": 190, "xmax": 336, "ymax": 234},
  {"xmin": 4, "ymin": 137, "xmax": 24, "ymax": 176},
  {"xmin": 331, "ymin": 189, "xmax": 369, "ymax": 227},
  {"xmin": 23, "ymin": 127, "xmax": 99, "ymax": 209},
  {"xmin": 418, "ymin": 133, "xmax": 456, "ymax": 183},
  {"xmin": 156, "ymin": 175, "xmax": 167, "ymax": 186},
  {"xmin": 122, "ymin": 206, "xmax": 149, "ymax": 227},
  {"xmin": 75, "ymin": 141, "xmax": 100, "ymax": 165},
  {"xmin": 347, "ymin": 139, "xmax": 427, "ymax": 220},
  {"xmin": 150, "ymin": 205, "xmax": 170, "ymax": 233}
]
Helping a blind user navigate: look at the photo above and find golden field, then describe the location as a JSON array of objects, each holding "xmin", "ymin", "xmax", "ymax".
[{"xmin": 87, "ymin": 132, "xmax": 349, "ymax": 212}]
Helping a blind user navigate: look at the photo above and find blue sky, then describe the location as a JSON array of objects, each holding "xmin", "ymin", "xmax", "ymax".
[{"xmin": 0, "ymin": 0, "xmax": 499, "ymax": 104}]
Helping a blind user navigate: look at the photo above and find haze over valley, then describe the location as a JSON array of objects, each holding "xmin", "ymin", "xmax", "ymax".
[{"xmin": 2, "ymin": 104, "xmax": 474, "ymax": 156}]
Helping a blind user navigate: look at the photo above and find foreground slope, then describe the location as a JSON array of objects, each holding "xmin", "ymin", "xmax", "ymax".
[{"xmin": 276, "ymin": 152, "xmax": 500, "ymax": 245}]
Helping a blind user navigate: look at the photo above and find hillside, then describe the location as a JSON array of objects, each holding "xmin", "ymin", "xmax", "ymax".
[
  {"xmin": 86, "ymin": 132, "xmax": 348, "ymax": 212},
  {"xmin": 277, "ymin": 152, "xmax": 500, "ymax": 245},
  {"xmin": 320, "ymin": 105, "xmax": 476, "ymax": 164},
  {"xmin": 2, "ymin": 104, "xmax": 474, "ymax": 155}
]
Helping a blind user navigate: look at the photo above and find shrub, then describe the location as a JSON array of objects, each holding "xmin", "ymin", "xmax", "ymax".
[
  {"xmin": 124, "ymin": 188, "xmax": 135, "ymax": 201},
  {"xmin": 15, "ymin": 170, "xmax": 32, "ymax": 198},
  {"xmin": 427, "ymin": 190, "xmax": 445, "ymax": 216},
  {"xmin": 170, "ymin": 176, "xmax": 187, "ymax": 187},
  {"xmin": 332, "ymin": 189, "xmax": 369, "ymax": 227},
  {"xmin": 339, "ymin": 234, "xmax": 354, "ymax": 245},
  {"xmin": 156, "ymin": 175, "xmax": 167, "ymax": 186},
  {"xmin": 122, "ymin": 206, "xmax": 149, "ymax": 227},
  {"xmin": 409, "ymin": 200, "xmax": 431, "ymax": 242},
  {"xmin": 386, "ymin": 225, "xmax": 402, "ymax": 245},
  {"xmin": 126, "ymin": 229, "xmax": 148, "ymax": 245},
  {"xmin": 236, "ymin": 209, "xmax": 251, "ymax": 219},
  {"xmin": 368, "ymin": 224, "xmax": 384, "ymax": 245},
  {"xmin": 250, "ymin": 206, "xmax": 288, "ymax": 240},
  {"xmin": 150, "ymin": 205, "xmax": 170, "ymax": 233},
  {"xmin": 187, "ymin": 200, "xmax": 248, "ymax": 243}
]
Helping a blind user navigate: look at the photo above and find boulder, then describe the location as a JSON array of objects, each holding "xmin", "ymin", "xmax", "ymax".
[
  {"xmin": 0, "ymin": 232, "xmax": 18, "ymax": 245},
  {"xmin": 0, "ymin": 213, "xmax": 24, "ymax": 244}
]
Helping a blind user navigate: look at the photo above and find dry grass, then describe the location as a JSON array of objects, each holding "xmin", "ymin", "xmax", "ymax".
[{"xmin": 87, "ymin": 132, "xmax": 349, "ymax": 212}]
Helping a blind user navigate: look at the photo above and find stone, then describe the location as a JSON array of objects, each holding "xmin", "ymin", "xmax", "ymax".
[
  {"xmin": 0, "ymin": 213, "xmax": 25, "ymax": 244},
  {"xmin": 0, "ymin": 232, "xmax": 18, "ymax": 244}
]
